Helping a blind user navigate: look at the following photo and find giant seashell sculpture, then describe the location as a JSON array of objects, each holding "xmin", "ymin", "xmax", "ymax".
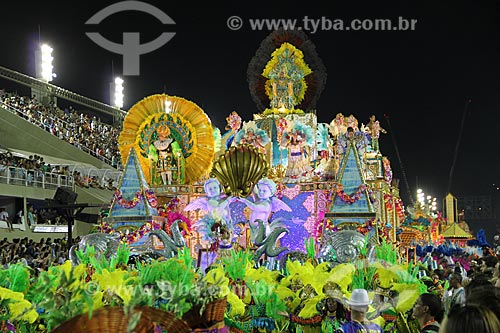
[
  {"xmin": 319, "ymin": 229, "xmax": 377, "ymax": 264},
  {"xmin": 210, "ymin": 144, "xmax": 269, "ymax": 197}
]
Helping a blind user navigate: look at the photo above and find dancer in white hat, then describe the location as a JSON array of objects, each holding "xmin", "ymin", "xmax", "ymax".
[{"xmin": 340, "ymin": 289, "xmax": 383, "ymax": 333}]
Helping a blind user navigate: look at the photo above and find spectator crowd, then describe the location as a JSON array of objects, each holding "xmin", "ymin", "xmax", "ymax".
[
  {"xmin": 0, "ymin": 237, "xmax": 78, "ymax": 275},
  {"xmin": 0, "ymin": 91, "xmax": 121, "ymax": 169},
  {"xmin": 0, "ymin": 151, "xmax": 118, "ymax": 190},
  {"xmin": 0, "ymin": 152, "xmax": 72, "ymax": 187},
  {"xmin": 407, "ymin": 248, "xmax": 500, "ymax": 333}
]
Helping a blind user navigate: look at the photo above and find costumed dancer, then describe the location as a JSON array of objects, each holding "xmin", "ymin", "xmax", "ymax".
[
  {"xmin": 341, "ymin": 289, "xmax": 383, "ymax": 333},
  {"xmin": 337, "ymin": 126, "xmax": 369, "ymax": 161},
  {"xmin": 283, "ymin": 121, "xmax": 314, "ymax": 181},
  {"xmin": 315, "ymin": 122, "xmax": 336, "ymax": 181},
  {"xmin": 270, "ymin": 66, "xmax": 295, "ymax": 110},
  {"xmin": 220, "ymin": 111, "xmax": 242, "ymax": 151},
  {"xmin": 148, "ymin": 125, "xmax": 185, "ymax": 185},
  {"xmin": 234, "ymin": 121, "xmax": 270, "ymax": 154},
  {"xmin": 329, "ymin": 113, "xmax": 347, "ymax": 140},
  {"xmin": 346, "ymin": 114, "xmax": 359, "ymax": 133},
  {"xmin": 365, "ymin": 115, "xmax": 387, "ymax": 152}
]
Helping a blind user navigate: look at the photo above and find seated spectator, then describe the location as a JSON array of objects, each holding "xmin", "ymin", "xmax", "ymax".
[{"xmin": 0, "ymin": 237, "xmax": 72, "ymax": 274}]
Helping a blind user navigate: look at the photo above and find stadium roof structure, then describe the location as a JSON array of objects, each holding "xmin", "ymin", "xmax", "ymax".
[{"xmin": 0, "ymin": 65, "xmax": 125, "ymax": 118}]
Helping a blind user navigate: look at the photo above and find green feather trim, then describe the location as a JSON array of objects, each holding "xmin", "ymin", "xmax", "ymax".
[{"xmin": 2, "ymin": 263, "xmax": 31, "ymax": 293}]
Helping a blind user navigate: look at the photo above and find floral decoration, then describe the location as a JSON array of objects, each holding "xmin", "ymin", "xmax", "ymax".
[
  {"xmin": 382, "ymin": 157, "xmax": 393, "ymax": 184},
  {"xmin": 355, "ymin": 218, "xmax": 376, "ymax": 235},
  {"xmin": 367, "ymin": 187, "xmax": 377, "ymax": 204},
  {"xmin": 334, "ymin": 184, "xmax": 367, "ymax": 204},
  {"xmin": 114, "ymin": 189, "xmax": 143, "ymax": 209},
  {"xmin": 145, "ymin": 189, "xmax": 158, "ymax": 208},
  {"xmin": 314, "ymin": 210, "xmax": 339, "ymax": 239},
  {"xmin": 157, "ymin": 197, "xmax": 192, "ymax": 235},
  {"xmin": 384, "ymin": 193, "xmax": 406, "ymax": 222},
  {"xmin": 98, "ymin": 221, "xmax": 162, "ymax": 244}
]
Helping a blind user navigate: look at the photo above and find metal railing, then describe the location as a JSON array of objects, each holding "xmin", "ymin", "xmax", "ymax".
[{"xmin": 0, "ymin": 165, "xmax": 73, "ymax": 190}]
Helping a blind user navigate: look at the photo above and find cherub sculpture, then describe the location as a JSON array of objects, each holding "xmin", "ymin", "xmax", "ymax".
[
  {"xmin": 185, "ymin": 178, "xmax": 233, "ymax": 222},
  {"xmin": 184, "ymin": 178, "xmax": 235, "ymax": 242},
  {"xmin": 239, "ymin": 178, "xmax": 291, "ymax": 243}
]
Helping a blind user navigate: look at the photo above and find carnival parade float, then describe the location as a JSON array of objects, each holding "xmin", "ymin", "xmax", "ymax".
[{"xmin": 1, "ymin": 29, "xmax": 481, "ymax": 333}]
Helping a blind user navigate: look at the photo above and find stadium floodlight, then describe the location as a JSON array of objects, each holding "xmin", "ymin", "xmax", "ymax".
[
  {"xmin": 416, "ymin": 189, "xmax": 425, "ymax": 205},
  {"xmin": 40, "ymin": 44, "xmax": 55, "ymax": 82},
  {"xmin": 114, "ymin": 77, "xmax": 124, "ymax": 108}
]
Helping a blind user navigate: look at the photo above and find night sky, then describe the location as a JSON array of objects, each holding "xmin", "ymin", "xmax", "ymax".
[{"xmin": 1, "ymin": 1, "xmax": 499, "ymax": 210}]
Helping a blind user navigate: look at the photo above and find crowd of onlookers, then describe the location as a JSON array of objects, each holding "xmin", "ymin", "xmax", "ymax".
[
  {"xmin": 0, "ymin": 91, "xmax": 121, "ymax": 169},
  {"xmin": 0, "ymin": 151, "xmax": 118, "ymax": 191},
  {"xmin": 0, "ymin": 90, "xmax": 122, "ymax": 188},
  {"xmin": 0, "ymin": 237, "xmax": 79, "ymax": 274},
  {"xmin": 410, "ymin": 250, "xmax": 500, "ymax": 333},
  {"xmin": 0, "ymin": 152, "xmax": 71, "ymax": 186},
  {"xmin": 72, "ymin": 170, "xmax": 117, "ymax": 190}
]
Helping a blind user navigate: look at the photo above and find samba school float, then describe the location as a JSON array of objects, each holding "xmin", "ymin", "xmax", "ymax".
[{"xmin": 1, "ymin": 29, "xmax": 478, "ymax": 333}]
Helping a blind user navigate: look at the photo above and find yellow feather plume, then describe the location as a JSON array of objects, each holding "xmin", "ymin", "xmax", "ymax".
[
  {"xmin": 326, "ymin": 263, "xmax": 355, "ymax": 293},
  {"xmin": 390, "ymin": 283, "xmax": 421, "ymax": 313},
  {"xmin": 226, "ymin": 291, "xmax": 247, "ymax": 318},
  {"xmin": 298, "ymin": 295, "xmax": 323, "ymax": 319}
]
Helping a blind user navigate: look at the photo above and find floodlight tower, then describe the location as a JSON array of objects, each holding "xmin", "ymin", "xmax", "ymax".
[
  {"xmin": 33, "ymin": 43, "xmax": 57, "ymax": 106},
  {"xmin": 39, "ymin": 44, "xmax": 55, "ymax": 82},
  {"xmin": 113, "ymin": 77, "xmax": 124, "ymax": 109},
  {"xmin": 109, "ymin": 72, "xmax": 125, "ymax": 126}
]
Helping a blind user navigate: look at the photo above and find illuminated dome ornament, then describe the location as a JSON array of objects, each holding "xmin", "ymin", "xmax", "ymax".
[{"xmin": 118, "ymin": 94, "xmax": 215, "ymax": 185}]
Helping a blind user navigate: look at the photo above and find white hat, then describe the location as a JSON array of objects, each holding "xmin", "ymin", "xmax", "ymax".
[{"xmin": 345, "ymin": 289, "xmax": 372, "ymax": 307}]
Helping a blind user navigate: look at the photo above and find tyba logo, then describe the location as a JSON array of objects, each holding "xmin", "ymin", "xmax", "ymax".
[{"xmin": 85, "ymin": 1, "xmax": 176, "ymax": 76}]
